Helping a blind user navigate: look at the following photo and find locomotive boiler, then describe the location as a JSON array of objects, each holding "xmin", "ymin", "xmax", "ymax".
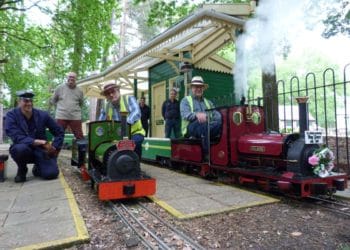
[
  {"xmin": 142, "ymin": 97, "xmax": 347, "ymax": 198},
  {"xmin": 71, "ymin": 120, "xmax": 156, "ymax": 200}
]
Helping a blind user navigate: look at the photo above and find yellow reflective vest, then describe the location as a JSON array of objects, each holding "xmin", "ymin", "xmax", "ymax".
[
  {"xmin": 181, "ymin": 96, "xmax": 212, "ymax": 136},
  {"xmin": 106, "ymin": 95, "xmax": 145, "ymax": 136}
]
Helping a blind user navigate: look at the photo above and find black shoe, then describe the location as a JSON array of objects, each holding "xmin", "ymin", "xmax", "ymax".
[
  {"xmin": 14, "ymin": 175, "xmax": 26, "ymax": 183},
  {"xmin": 32, "ymin": 165, "xmax": 40, "ymax": 177},
  {"xmin": 15, "ymin": 166, "xmax": 28, "ymax": 183}
]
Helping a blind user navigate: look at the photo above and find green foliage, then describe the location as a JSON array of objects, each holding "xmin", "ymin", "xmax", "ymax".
[
  {"xmin": 323, "ymin": 1, "xmax": 350, "ymax": 38},
  {"xmin": 133, "ymin": 0, "xmax": 249, "ymax": 28},
  {"xmin": 217, "ymin": 43, "xmax": 235, "ymax": 62},
  {"xmin": 1, "ymin": 0, "xmax": 120, "ymax": 118},
  {"xmin": 0, "ymin": 3, "xmax": 52, "ymax": 109},
  {"xmin": 52, "ymin": 0, "xmax": 118, "ymax": 75}
]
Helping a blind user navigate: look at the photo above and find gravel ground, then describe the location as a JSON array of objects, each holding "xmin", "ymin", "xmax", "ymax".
[{"xmin": 59, "ymin": 153, "xmax": 350, "ymax": 250}]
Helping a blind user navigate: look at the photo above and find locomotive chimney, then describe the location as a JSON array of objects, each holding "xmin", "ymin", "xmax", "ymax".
[{"xmin": 295, "ymin": 96, "xmax": 309, "ymax": 138}]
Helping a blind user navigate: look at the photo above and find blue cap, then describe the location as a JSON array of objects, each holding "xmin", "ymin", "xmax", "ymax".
[{"xmin": 16, "ymin": 90, "xmax": 35, "ymax": 99}]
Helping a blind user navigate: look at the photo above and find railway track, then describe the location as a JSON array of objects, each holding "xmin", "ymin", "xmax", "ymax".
[
  {"xmin": 108, "ymin": 200, "xmax": 205, "ymax": 250},
  {"xmin": 307, "ymin": 196, "xmax": 350, "ymax": 217}
]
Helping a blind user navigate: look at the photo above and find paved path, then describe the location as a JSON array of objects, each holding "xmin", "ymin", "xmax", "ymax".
[{"xmin": 0, "ymin": 144, "xmax": 89, "ymax": 249}]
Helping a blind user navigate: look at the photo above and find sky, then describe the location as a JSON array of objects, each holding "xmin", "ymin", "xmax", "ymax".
[{"xmin": 234, "ymin": 0, "xmax": 350, "ymax": 100}]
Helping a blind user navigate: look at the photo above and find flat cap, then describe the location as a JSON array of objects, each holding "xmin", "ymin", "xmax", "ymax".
[{"xmin": 16, "ymin": 90, "xmax": 35, "ymax": 99}]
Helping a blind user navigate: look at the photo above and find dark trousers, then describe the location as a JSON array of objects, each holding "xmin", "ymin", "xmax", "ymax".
[
  {"xmin": 131, "ymin": 134, "xmax": 144, "ymax": 159},
  {"xmin": 10, "ymin": 144, "xmax": 59, "ymax": 180},
  {"xmin": 141, "ymin": 122, "xmax": 149, "ymax": 137},
  {"xmin": 56, "ymin": 119, "xmax": 84, "ymax": 139},
  {"xmin": 187, "ymin": 120, "xmax": 221, "ymax": 155},
  {"xmin": 165, "ymin": 119, "xmax": 181, "ymax": 138}
]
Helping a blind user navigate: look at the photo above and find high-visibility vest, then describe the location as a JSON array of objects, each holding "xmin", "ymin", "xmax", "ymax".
[
  {"xmin": 106, "ymin": 95, "xmax": 145, "ymax": 136},
  {"xmin": 181, "ymin": 96, "xmax": 212, "ymax": 136}
]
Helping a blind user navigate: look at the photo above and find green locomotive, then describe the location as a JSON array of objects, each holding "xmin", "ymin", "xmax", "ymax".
[{"xmin": 71, "ymin": 120, "xmax": 156, "ymax": 200}]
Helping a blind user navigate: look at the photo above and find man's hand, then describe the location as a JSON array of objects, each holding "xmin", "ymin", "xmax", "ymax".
[
  {"xmin": 196, "ymin": 112, "xmax": 207, "ymax": 123},
  {"xmin": 42, "ymin": 142, "xmax": 58, "ymax": 158},
  {"xmin": 33, "ymin": 139, "xmax": 47, "ymax": 146}
]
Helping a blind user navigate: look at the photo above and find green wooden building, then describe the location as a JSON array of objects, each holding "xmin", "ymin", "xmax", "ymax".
[{"xmin": 77, "ymin": 3, "xmax": 254, "ymax": 137}]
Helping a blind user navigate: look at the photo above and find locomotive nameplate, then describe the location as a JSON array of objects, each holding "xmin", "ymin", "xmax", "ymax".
[
  {"xmin": 305, "ymin": 131, "xmax": 323, "ymax": 144},
  {"xmin": 250, "ymin": 146, "xmax": 265, "ymax": 152},
  {"xmin": 117, "ymin": 139, "xmax": 136, "ymax": 151}
]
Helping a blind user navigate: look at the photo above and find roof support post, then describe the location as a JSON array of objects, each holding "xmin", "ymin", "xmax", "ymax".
[{"xmin": 134, "ymin": 78, "xmax": 138, "ymax": 99}]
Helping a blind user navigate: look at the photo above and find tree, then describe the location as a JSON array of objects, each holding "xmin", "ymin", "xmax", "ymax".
[
  {"xmin": 323, "ymin": 1, "xmax": 350, "ymax": 38},
  {"xmin": 1, "ymin": 1, "xmax": 52, "ymax": 107},
  {"xmin": 51, "ymin": 0, "xmax": 119, "ymax": 76},
  {"xmin": 133, "ymin": 0, "xmax": 249, "ymax": 28}
]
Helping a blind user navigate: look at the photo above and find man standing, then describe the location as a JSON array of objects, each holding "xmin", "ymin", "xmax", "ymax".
[
  {"xmin": 5, "ymin": 90, "xmax": 64, "ymax": 182},
  {"xmin": 162, "ymin": 88, "xmax": 181, "ymax": 138},
  {"xmin": 99, "ymin": 83, "xmax": 145, "ymax": 159},
  {"xmin": 51, "ymin": 72, "xmax": 84, "ymax": 139},
  {"xmin": 139, "ymin": 96, "xmax": 150, "ymax": 137},
  {"xmin": 180, "ymin": 76, "xmax": 221, "ymax": 160}
]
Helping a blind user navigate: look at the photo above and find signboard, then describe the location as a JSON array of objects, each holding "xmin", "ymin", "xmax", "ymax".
[{"xmin": 305, "ymin": 131, "xmax": 323, "ymax": 144}]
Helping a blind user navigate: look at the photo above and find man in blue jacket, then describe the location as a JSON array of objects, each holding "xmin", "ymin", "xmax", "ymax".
[{"xmin": 5, "ymin": 90, "xmax": 64, "ymax": 183}]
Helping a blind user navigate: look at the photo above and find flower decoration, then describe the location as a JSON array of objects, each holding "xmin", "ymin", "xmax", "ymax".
[{"xmin": 308, "ymin": 147, "xmax": 335, "ymax": 178}]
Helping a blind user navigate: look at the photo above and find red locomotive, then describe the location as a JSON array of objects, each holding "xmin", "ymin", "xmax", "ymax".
[{"xmin": 144, "ymin": 97, "xmax": 347, "ymax": 198}]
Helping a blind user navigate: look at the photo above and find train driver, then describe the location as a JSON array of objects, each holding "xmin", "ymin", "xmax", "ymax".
[
  {"xmin": 180, "ymin": 76, "xmax": 222, "ymax": 161},
  {"xmin": 99, "ymin": 82, "xmax": 145, "ymax": 159},
  {"xmin": 5, "ymin": 90, "xmax": 64, "ymax": 182}
]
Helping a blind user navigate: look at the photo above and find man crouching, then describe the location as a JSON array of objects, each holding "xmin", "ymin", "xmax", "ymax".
[{"xmin": 5, "ymin": 90, "xmax": 64, "ymax": 182}]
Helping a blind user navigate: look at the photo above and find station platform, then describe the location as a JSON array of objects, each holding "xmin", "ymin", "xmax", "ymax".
[
  {"xmin": 0, "ymin": 144, "xmax": 89, "ymax": 249},
  {"xmin": 336, "ymin": 181, "xmax": 350, "ymax": 199},
  {"xmin": 141, "ymin": 163, "xmax": 279, "ymax": 219}
]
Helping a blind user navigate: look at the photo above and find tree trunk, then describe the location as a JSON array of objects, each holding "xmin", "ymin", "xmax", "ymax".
[{"xmin": 71, "ymin": 0, "xmax": 84, "ymax": 75}]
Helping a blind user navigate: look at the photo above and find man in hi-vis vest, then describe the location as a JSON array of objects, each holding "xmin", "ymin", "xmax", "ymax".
[
  {"xmin": 180, "ymin": 76, "xmax": 221, "ymax": 161},
  {"xmin": 99, "ymin": 83, "xmax": 145, "ymax": 159}
]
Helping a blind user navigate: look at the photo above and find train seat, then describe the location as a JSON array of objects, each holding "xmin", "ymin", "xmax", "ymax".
[
  {"xmin": 171, "ymin": 138, "xmax": 202, "ymax": 145},
  {"xmin": 171, "ymin": 136, "xmax": 220, "ymax": 145}
]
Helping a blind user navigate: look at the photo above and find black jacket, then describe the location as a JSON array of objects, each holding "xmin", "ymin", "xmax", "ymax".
[{"xmin": 162, "ymin": 99, "xmax": 180, "ymax": 120}]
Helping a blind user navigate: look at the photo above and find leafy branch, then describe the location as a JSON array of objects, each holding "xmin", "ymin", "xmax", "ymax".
[
  {"xmin": 0, "ymin": 30, "xmax": 49, "ymax": 49},
  {"xmin": 0, "ymin": 0, "xmax": 42, "ymax": 12}
]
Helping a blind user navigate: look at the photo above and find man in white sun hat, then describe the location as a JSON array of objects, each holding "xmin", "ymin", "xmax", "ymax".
[{"xmin": 180, "ymin": 76, "xmax": 221, "ymax": 161}]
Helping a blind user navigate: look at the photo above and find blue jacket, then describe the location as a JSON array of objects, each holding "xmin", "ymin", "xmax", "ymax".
[
  {"xmin": 162, "ymin": 99, "xmax": 180, "ymax": 120},
  {"xmin": 5, "ymin": 108, "xmax": 64, "ymax": 150}
]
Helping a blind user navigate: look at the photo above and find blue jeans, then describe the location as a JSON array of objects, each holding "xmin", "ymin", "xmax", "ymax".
[
  {"xmin": 165, "ymin": 119, "xmax": 181, "ymax": 138},
  {"xmin": 131, "ymin": 134, "xmax": 144, "ymax": 159},
  {"xmin": 187, "ymin": 120, "xmax": 221, "ymax": 155}
]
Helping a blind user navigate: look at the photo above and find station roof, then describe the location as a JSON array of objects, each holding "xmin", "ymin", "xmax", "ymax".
[{"xmin": 77, "ymin": 7, "xmax": 248, "ymax": 98}]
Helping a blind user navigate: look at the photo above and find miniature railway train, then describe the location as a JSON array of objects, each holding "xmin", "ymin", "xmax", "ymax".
[
  {"xmin": 71, "ymin": 98, "xmax": 347, "ymax": 200},
  {"xmin": 141, "ymin": 98, "xmax": 347, "ymax": 198},
  {"xmin": 71, "ymin": 119, "xmax": 156, "ymax": 200}
]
